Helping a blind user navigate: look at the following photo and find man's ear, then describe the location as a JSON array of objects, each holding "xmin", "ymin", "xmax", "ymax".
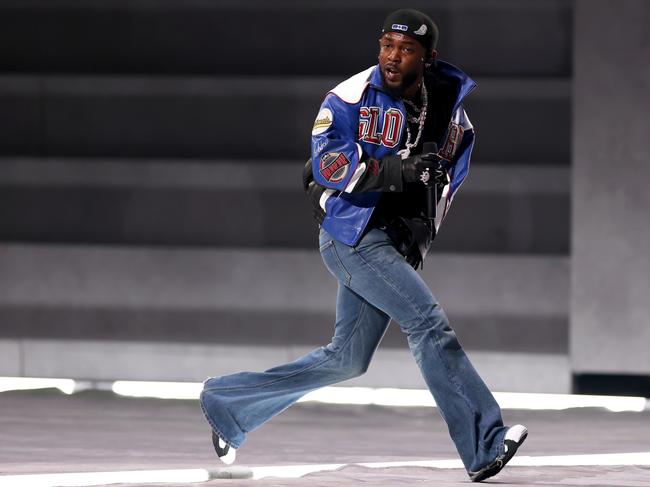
[{"xmin": 424, "ymin": 49, "xmax": 438, "ymax": 68}]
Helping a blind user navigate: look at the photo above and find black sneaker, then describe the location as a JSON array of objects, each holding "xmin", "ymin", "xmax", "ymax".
[
  {"xmin": 469, "ymin": 424, "xmax": 527, "ymax": 482},
  {"xmin": 211, "ymin": 430, "xmax": 237, "ymax": 465}
]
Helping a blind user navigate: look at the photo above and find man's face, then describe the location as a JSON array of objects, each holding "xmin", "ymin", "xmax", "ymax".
[{"xmin": 378, "ymin": 32, "xmax": 426, "ymax": 96}]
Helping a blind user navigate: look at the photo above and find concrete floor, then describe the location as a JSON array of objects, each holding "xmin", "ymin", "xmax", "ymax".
[{"xmin": 1, "ymin": 389, "xmax": 649, "ymax": 486}]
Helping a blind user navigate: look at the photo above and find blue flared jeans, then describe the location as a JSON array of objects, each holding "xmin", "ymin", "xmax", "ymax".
[{"xmin": 201, "ymin": 227, "xmax": 507, "ymax": 472}]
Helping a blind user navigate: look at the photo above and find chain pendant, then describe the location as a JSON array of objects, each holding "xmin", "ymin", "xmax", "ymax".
[{"xmin": 397, "ymin": 148, "xmax": 411, "ymax": 159}]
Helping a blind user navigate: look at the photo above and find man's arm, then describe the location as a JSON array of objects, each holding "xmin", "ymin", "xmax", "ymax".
[{"xmin": 310, "ymin": 93, "xmax": 435, "ymax": 195}]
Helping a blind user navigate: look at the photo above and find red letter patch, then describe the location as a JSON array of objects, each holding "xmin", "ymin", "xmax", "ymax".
[
  {"xmin": 439, "ymin": 122, "xmax": 465, "ymax": 161},
  {"xmin": 359, "ymin": 106, "xmax": 404, "ymax": 148}
]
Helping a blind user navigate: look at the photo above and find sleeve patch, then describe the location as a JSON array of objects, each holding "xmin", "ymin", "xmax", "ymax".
[
  {"xmin": 439, "ymin": 122, "xmax": 465, "ymax": 161},
  {"xmin": 320, "ymin": 152, "xmax": 350, "ymax": 183},
  {"xmin": 312, "ymin": 108, "xmax": 334, "ymax": 135}
]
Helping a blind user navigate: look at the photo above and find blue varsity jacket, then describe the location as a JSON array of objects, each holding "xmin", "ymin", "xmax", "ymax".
[{"xmin": 310, "ymin": 60, "xmax": 477, "ymax": 246}]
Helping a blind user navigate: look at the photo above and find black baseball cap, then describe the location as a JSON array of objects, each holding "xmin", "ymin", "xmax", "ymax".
[{"xmin": 381, "ymin": 9, "xmax": 439, "ymax": 52}]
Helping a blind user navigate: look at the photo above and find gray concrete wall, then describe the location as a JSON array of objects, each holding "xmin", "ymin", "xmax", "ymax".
[
  {"xmin": 0, "ymin": 0, "xmax": 572, "ymax": 77},
  {"xmin": 0, "ymin": 244, "xmax": 569, "ymax": 351},
  {"xmin": 571, "ymin": 0, "xmax": 650, "ymax": 374},
  {"xmin": 0, "ymin": 339, "xmax": 570, "ymax": 393},
  {"xmin": 0, "ymin": 75, "xmax": 570, "ymax": 163},
  {"xmin": 0, "ymin": 158, "xmax": 569, "ymax": 253},
  {"xmin": 0, "ymin": 244, "xmax": 570, "ymax": 392},
  {"xmin": 0, "ymin": 0, "xmax": 576, "ymax": 392}
]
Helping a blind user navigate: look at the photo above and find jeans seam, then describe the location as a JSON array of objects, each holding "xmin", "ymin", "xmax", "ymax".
[
  {"xmin": 351, "ymin": 246, "xmax": 482, "ymax": 439},
  {"xmin": 328, "ymin": 241, "xmax": 352, "ymax": 286},
  {"xmin": 203, "ymin": 299, "xmax": 368, "ymax": 392},
  {"xmin": 319, "ymin": 240, "xmax": 334, "ymax": 252}
]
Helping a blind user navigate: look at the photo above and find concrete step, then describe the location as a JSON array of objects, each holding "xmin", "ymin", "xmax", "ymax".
[
  {"xmin": 0, "ymin": 243, "xmax": 569, "ymax": 356},
  {"xmin": 0, "ymin": 0, "xmax": 572, "ymax": 77},
  {"xmin": 0, "ymin": 75, "xmax": 570, "ymax": 163},
  {"xmin": 0, "ymin": 158, "xmax": 569, "ymax": 253},
  {"xmin": 0, "ymin": 339, "xmax": 571, "ymax": 393}
]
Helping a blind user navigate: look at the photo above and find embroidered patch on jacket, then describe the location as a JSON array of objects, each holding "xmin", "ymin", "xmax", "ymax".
[
  {"xmin": 312, "ymin": 108, "xmax": 333, "ymax": 135},
  {"xmin": 319, "ymin": 152, "xmax": 350, "ymax": 183},
  {"xmin": 358, "ymin": 107, "xmax": 403, "ymax": 148},
  {"xmin": 439, "ymin": 122, "xmax": 465, "ymax": 161}
]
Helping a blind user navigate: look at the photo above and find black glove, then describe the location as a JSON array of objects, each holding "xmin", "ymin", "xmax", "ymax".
[
  {"xmin": 303, "ymin": 158, "xmax": 326, "ymax": 224},
  {"xmin": 306, "ymin": 181, "xmax": 326, "ymax": 224},
  {"xmin": 302, "ymin": 158, "xmax": 314, "ymax": 191},
  {"xmin": 401, "ymin": 153, "xmax": 444, "ymax": 185},
  {"xmin": 402, "ymin": 153, "xmax": 439, "ymax": 184}
]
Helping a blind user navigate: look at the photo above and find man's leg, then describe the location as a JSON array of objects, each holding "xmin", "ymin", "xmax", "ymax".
[
  {"xmin": 200, "ymin": 282, "xmax": 390, "ymax": 449},
  {"xmin": 322, "ymin": 227, "xmax": 508, "ymax": 473}
]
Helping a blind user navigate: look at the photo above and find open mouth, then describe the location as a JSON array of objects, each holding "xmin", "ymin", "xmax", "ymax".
[{"xmin": 384, "ymin": 65, "xmax": 401, "ymax": 82}]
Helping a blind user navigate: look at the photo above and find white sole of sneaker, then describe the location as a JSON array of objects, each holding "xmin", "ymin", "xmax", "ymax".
[
  {"xmin": 218, "ymin": 438, "xmax": 237, "ymax": 465},
  {"xmin": 211, "ymin": 430, "xmax": 237, "ymax": 465}
]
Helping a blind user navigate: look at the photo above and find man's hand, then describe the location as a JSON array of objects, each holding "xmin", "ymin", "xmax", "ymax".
[{"xmin": 402, "ymin": 152, "xmax": 445, "ymax": 185}]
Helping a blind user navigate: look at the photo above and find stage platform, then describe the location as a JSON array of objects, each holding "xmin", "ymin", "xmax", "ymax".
[{"xmin": 1, "ymin": 389, "xmax": 649, "ymax": 486}]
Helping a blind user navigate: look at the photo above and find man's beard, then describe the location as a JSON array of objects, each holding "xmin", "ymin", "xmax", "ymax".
[{"xmin": 380, "ymin": 67, "xmax": 420, "ymax": 98}]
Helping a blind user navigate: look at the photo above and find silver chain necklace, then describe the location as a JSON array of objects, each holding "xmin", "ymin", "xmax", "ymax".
[{"xmin": 397, "ymin": 81, "xmax": 428, "ymax": 159}]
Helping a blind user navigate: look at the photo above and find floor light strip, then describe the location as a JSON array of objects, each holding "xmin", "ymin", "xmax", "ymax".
[
  {"xmin": 1, "ymin": 377, "xmax": 647, "ymax": 412},
  {"xmin": 0, "ymin": 377, "xmax": 76, "ymax": 395},
  {"xmin": 110, "ymin": 381, "xmax": 648, "ymax": 413}
]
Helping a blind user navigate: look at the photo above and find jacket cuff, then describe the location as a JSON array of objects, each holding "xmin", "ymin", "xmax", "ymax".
[{"xmin": 382, "ymin": 154, "xmax": 404, "ymax": 192}]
